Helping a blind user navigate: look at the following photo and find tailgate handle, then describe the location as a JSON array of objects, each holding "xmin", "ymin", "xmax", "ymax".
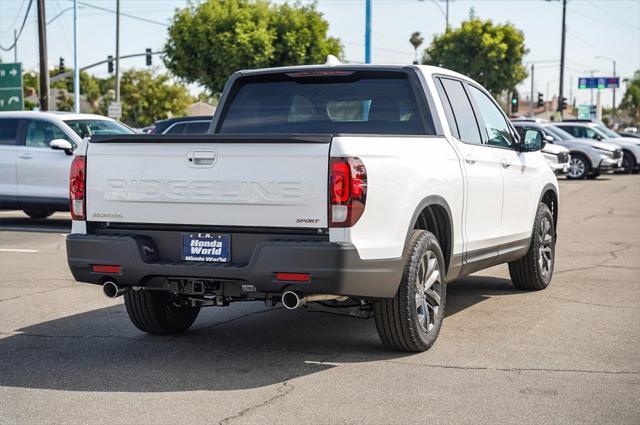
[{"xmin": 188, "ymin": 151, "xmax": 217, "ymax": 167}]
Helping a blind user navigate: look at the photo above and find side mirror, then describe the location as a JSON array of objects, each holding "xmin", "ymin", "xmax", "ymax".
[
  {"xmin": 544, "ymin": 134, "xmax": 554, "ymax": 143},
  {"xmin": 521, "ymin": 129, "xmax": 545, "ymax": 151},
  {"xmin": 595, "ymin": 134, "xmax": 603, "ymax": 141},
  {"xmin": 49, "ymin": 139, "xmax": 74, "ymax": 155}
]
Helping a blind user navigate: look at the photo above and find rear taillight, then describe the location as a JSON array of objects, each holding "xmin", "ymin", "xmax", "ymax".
[
  {"xmin": 329, "ymin": 157, "xmax": 367, "ymax": 228},
  {"xmin": 69, "ymin": 156, "xmax": 86, "ymax": 220}
]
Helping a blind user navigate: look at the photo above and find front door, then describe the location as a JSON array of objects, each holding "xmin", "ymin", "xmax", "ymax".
[{"xmin": 17, "ymin": 119, "xmax": 74, "ymax": 205}]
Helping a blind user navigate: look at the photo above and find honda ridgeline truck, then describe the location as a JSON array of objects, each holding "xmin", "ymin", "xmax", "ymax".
[{"xmin": 66, "ymin": 62, "xmax": 558, "ymax": 352}]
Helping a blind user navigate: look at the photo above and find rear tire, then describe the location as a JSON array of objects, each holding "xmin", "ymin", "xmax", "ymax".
[
  {"xmin": 23, "ymin": 209, "xmax": 54, "ymax": 219},
  {"xmin": 374, "ymin": 230, "xmax": 446, "ymax": 352},
  {"xmin": 508, "ymin": 203, "xmax": 555, "ymax": 290},
  {"xmin": 124, "ymin": 290, "xmax": 200, "ymax": 334}
]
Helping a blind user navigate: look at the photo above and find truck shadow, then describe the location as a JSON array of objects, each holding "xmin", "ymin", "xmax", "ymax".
[
  {"xmin": 0, "ymin": 214, "xmax": 71, "ymax": 233},
  {"xmin": 0, "ymin": 276, "xmax": 517, "ymax": 393}
]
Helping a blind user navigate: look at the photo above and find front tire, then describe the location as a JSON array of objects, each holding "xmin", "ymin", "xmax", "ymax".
[
  {"xmin": 23, "ymin": 209, "xmax": 54, "ymax": 219},
  {"xmin": 374, "ymin": 230, "xmax": 446, "ymax": 352},
  {"xmin": 567, "ymin": 154, "xmax": 589, "ymax": 180},
  {"xmin": 508, "ymin": 203, "xmax": 555, "ymax": 290},
  {"xmin": 621, "ymin": 151, "xmax": 636, "ymax": 174},
  {"xmin": 124, "ymin": 290, "xmax": 200, "ymax": 334}
]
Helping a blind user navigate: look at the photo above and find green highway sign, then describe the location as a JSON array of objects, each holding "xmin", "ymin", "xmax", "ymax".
[{"xmin": 0, "ymin": 63, "xmax": 24, "ymax": 111}]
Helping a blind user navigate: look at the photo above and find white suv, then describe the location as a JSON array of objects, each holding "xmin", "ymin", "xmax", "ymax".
[
  {"xmin": 65, "ymin": 64, "xmax": 558, "ymax": 352},
  {"xmin": 0, "ymin": 111, "xmax": 133, "ymax": 218}
]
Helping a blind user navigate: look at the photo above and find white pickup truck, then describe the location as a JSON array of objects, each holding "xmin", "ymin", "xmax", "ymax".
[{"xmin": 66, "ymin": 63, "xmax": 558, "ymax": 352}]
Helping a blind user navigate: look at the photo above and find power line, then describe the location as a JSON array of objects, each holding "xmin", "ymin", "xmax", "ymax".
[
  {"xmin": 0, "ymin": 0, "xmax": 27, "ymax": 34},
  {"xmin": 74, "ymin": 1, "xmax": 169, "ymax": 27},
  {"xmin": 0, "ymin": 0, "xmax": 34, "ymax": 51}
]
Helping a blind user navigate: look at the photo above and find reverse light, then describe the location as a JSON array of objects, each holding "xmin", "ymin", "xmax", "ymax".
[
  {"xmin": 329, "ymin": 157, "xmax": 367, "ymax": 228},
  {"xmin": 69, "ymin": 156, "xmax": 86, "ymax": 220}
]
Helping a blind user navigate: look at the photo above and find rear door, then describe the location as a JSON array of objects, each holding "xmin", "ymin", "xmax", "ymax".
[
  {"xmin": 86, "ymin": 137, "xmax": 330, "ymax": 228},
  {"xmin": 0, "ymin": 118, "xmax": 23, "ymax": 207},
  {"xmin": 436, "ymin": 77, "xmax": 504, "ymax": 262},
  {"xmin": 17, "ymin": 119, "xmax": 75, "ymax": 202}
]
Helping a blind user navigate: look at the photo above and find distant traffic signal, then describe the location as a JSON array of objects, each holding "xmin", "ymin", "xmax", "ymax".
[
  {"xmin": 559, "ymin": 96, "xmax": 568, "ymax": 112},
  {"xmin": 537, "ymin": 92, "xmax": 544, "ymax": 108},
  {"xmin": 145, "ymin": 48, "xmax": 152, "ymax": 66},
  {"xmin": 59, "ymin": 57, "xmax": 65, "ymax": 72},
  {"xmin": 510, "ymin": 92, "xmax": 519, "ymax": 113},
  {"xmin": 108, "ymin": 55, "xmax": 114, "ymax": 74}
]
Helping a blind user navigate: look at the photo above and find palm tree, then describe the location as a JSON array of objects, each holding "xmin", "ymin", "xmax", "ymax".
[{"xmin": 409, "ymin": 31, "xmax": 424, "ymax": 64}]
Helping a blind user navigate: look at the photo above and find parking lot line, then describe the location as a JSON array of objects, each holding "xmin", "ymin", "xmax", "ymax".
[{"xmin": 0, "ymin": 249, "xmax": 40, "ymax": 253}]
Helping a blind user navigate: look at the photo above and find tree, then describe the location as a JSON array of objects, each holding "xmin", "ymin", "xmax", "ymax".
[
  {"xmin": 422, "ymin": 18, "xmax": 528, "ymax": 97},
  {"xmin": 55, "ymin": 88, "xmax": 74, "ymax": 112},
  {"xmin": 409, "ymin": 32, "xmax": 424, "ymax": 64},
  {"xmin": 620, "ymin": 71, "xmax": 640, "ymax": 124},
  {"xmin": 109, "ymin": 69, "xmax": 193, "ymax": 127},
  {"xmin": 164, "ymin": 0, "xmax": 343, "ymax": 95}
]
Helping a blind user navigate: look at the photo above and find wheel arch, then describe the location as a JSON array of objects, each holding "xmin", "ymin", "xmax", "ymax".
[
  {"xmin": 405, "ymin": 195, "xmax": 455, "ymax": 277},
  {"xmin": 539, "ymin": 183, "xmax": 559, "ymax": 233}
]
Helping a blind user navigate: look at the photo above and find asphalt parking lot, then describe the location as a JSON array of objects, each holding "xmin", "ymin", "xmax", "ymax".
[{"xmin": 0, "ymin": 175, "xmax": 638, "ymax": 425}]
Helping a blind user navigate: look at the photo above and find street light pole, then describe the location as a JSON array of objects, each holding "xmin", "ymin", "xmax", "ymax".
[
  {"xmin": 595, "ymin": 56, "xmax": 617, "ymax": 119},
  {"xmin": 115, "ymin": 0, "xmax": 121, "ymax": 102},
  {"xmin": 73, "ymin": 0, "xmax": 79, "ymax": 113},
  {"xmin": 557, "ymin": 0, "xmax": 567, "ymax": 117},
  {"xmin": 365, "ymin": 0, "xmax": 372, "ymax": 63}
]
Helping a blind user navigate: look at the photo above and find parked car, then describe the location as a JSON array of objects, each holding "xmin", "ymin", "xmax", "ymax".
[
  {"xmin": 66, "ymin": 62, "xmax": 558, "ymax": 352},
  {"xmin": 553, "ymin": 121, "xmax": 640, "ymax": 173},
  {"xmin": 618, "ymin": 131, "xmax": 640, "ymax": 139},
  {"xmin": 513, "ymin": 121, "xmax": 623, "ymax": 179},
  {"xmin": 148, "ymin": 116, "xmax": 213, "ymax": 135},
  {"xmin": 540, "ymin": 141, "xmax": 570, "ymax": 175},
  {"xmin": 0, "ymin": 111, "xmax": 134, "ymax": 218}
]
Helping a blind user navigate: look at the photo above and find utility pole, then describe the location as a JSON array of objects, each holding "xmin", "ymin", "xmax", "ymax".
[
  {"xmin": 115, "ymin": 0, "xmax": 121, "ymax": 101},
  {"xmin": 529, "ymin": 64, "xmax": 535, "ymax": 117},
  {"xmin": 365, "ymin": 0, "xmax": 372, "ymax": 63},
  {"xmin": 13, "ymin": 29, "xmax": 18, "ymax": 62},
  {"xmin": 612, "ymin": 60, "xmax": 616, "ymax": 114},
  {"xmin": 73, "ymin": 0, "xmax": 80, "ymax": 113},
  {"xmin": 37, "ymin": 0, "xmax": 49, "ymax": 111},
  {"xmin": 445, "ymin": 0, "xmax": 450, "ymax": 31},
  {"xmin": 569, "ymin": 75, "xmax": 573, "ymax": 108},
  {"xmin": 557, "ymin": 0, "xmax": 567, "ymax": 117}
]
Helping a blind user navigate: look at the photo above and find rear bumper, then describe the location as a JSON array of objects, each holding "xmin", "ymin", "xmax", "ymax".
[{"xmin": 66, "ymin": 233, "xmax": 404, "ymax": 299}]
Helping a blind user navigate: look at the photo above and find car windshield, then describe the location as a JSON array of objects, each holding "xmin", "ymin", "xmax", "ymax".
[
  {"xmin": 595, "ymin": 124, "xmax": 619, "ymax": 138},
  {"xmin": 64, "ymin": 119, "xmax": 134, "ymax": 138},
  {"xmin": 545, "ymin": 125, "xmax": 573, "ymax": 140}
]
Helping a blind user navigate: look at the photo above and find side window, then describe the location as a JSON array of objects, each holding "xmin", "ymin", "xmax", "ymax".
[
  {"xmin": 435, "ymin": 78, "xmax": 459, "ymax": 139},
  {"xmin": 561, "ymin": 126, "xmax": 580, "ymax": 138},
  {"xmin": 439, "ymin": 78, "xmax": 482, "ymax": 145},
  {"xmin": 467, "ymin": 85, "xmax": 513, "ymax": 148},
  {"xmin": 25, "ymin": 120, "xmax": 71, "ymax": 148},
  {"xmin": 584, "ymin": 127, "xmax": 598, "ymax": 139},
  {"xmin": 164, "ymin": 123, "xmax": 187, "ymax": 135},
  {"xmin": 184, "ymin": 121, "xmax": 210, "ymax": 134},
  {"xmin": 0, "ymin": 119, "xmax": 21, "ymax": 145}
]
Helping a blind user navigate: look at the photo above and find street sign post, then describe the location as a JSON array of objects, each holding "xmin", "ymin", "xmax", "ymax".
[
  {"xmin": 578, "ymin": 77, "xmax": 619, "ymax": 89},
  {"xmin": 108, "ymin": 101, "xmax": 122, "ymax": 119},
  {"xmin": 0, "ymin": 63, "xmax": 24, "ymax": 112}
]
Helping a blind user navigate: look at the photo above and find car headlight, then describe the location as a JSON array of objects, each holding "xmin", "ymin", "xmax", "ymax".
[{"xmin": 594, "ymin": 147, "xmax": 614, "ymax": 158}]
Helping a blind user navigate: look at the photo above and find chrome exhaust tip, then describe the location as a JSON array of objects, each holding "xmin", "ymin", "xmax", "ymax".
[
  {"xmin": 102, "ymin": 281, "xmax": 127, "ymax": 298},
  {"xmin": 281, "ymin": 291, "xmax": 302, "ymax": 310}
]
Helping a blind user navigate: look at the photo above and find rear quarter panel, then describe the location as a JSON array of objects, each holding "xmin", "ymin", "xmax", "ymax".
[{"xmin": 329, "ymin": 136, "xmax": 464, "ymax": 260}]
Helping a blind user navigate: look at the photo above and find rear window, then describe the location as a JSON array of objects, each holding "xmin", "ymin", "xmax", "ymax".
[
  {"xmin": 217, "ymin": 71, "xmax": 433, "ymax": 135},
  {"xmin": 0, "ymin": 118, "xmax": 20, "ymax": 145}
]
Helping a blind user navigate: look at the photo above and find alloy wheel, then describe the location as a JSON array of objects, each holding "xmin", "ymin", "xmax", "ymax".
[
  {"xmin": 568, "ymin": 157, "xmax": 586, "ymax": 179},
  {"xmin": 414, "ymin": 251, "xmax": 443, "ymax": 333},
  {"xmin": 538, "ymin": 216, "xmax": 554, "ymax": 278}
]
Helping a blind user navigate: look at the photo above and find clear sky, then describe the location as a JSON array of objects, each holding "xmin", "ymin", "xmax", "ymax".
[{"xmin": 1, "ymin": 0, "xmax": 639, "ymax": 108}]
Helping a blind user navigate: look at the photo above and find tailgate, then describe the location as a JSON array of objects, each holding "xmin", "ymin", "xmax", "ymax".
[{"xmin": 85, "ymin": 136, "xmax": 330, "ymax": 228}]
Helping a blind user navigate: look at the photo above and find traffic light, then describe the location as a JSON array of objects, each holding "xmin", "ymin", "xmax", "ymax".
[
  {"xmin": 107, "ymin": 55, "xmax": 114, "ymax": 74},
  {"xmin": 558, "ymin": 96, "xmax": 567, "ymax": 112},
  {"xmin": 536, "ymin": 92, "xmax": 544, "ymax": 108},
  {"xmin": 145, "ymin": 48, "xmax": 152, "ymax": 66},
  {"xmin": 510, "ymin": 92, "xmax": 519, "ymax": 114},
  {"xmin": 59, "ymin": 57, "xmax": 65, "ymax": 72}
]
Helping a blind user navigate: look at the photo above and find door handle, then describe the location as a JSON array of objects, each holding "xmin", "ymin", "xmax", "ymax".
[
  {"xmin": 501, "ymin": 159, "xmax": 511, "ymax": 168},
  {"xmin": 464, "ymin": 154, "xmax": 476, "ymax": 165},
  {"xmin": 188, "ymin": 151, "xmax": 217, "ymax": 167},
  {"xmin": 18, "ymin": 154, "xmax": 33, "ymax": 159}
]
